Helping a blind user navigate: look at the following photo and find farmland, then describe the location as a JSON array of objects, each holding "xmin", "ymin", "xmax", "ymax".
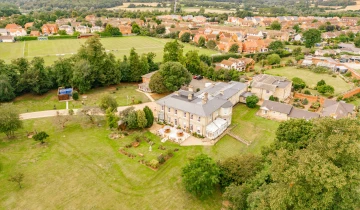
[
  {"xmin": 0, "ymin": 36, "xmax": 217, "ymax": 65},
  {"xmin": 0, "ymin": 104, "xmax": 271, "ymax": 209}
]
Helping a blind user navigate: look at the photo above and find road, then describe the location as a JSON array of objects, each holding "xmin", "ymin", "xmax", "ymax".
[{"xmin": 20, "ymin": 102, "xmax": 157, "ymax": 120}]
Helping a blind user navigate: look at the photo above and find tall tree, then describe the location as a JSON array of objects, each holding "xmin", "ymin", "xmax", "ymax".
[
  {"xmin": 185, "ymin": 50, "xmax": 201, "ymax": 75},
  {"xmin": 303, "ymin": 29, "xmax": 322, "ymax": 48},
  {"xmin": 143, "ymin": 106, "xmax": 154, "ymax": 128},
  {"xmin": 51, "ymin": 58, "xmax": 74, "ymax": 87},
  {"xmin": 0, "ymin": 74, "xmax": 15, "ymax": 102},
  {"xmin": 181, "ymin": 154, "xmax": 220, "ymax": 199},
  {"xmin": 163, "ymin": 40, "xmax": 184, "ymax": 64},
  {"xmin": 102, "ymin": 53, "xmax": 121, "ymax": 85},
  {"xmin": 270, "ymin": 21, "xmax": 281, "ymax": 30},
  {"xmin": 128, "ymin": 48, "xmax": 148, "ymax": 82},
  {"xmin": 136, "ymin": 110, "xmax": 147, "ymax": 129},
  {"xmin": 149, "ymin": 71, "xmax": 168, "ymax": 93},
  {"xmin": 120, "ymin": 55, "xmax": 131, "ymax": 82},
  {"xmin": 159, "ymin": 62, "xmax": 192, "ymax": 92},
  {"xmin": 72, "ymin": 59, "xmax": 92, "ymax": 93}
]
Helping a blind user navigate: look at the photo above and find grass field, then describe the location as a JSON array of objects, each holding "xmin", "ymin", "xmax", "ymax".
[
  {"xmin": 0, "ymin": 104, "xmax": 275, "ymax": 209},
  {"xmin": 4, "ymin": 83, "xmax": 150, "ymax": 113},
  {"xmin": 265, "ymin": 66, "xmax": 354, "ymax": 95},
  {"xmin": 0, "ymin": 36, "xmax": 217, "ymax": 65}
]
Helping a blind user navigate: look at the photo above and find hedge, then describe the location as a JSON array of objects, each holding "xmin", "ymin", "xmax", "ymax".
[
  {"xmin": 211, "ymin": 53, "xmax": 241, "ymax": 63},
  {"xmin": 48, "ymin": 35, "xmax": 78, "ymax": 40},
  {"xmin": 14, "ymin": 36, "xmax": 38, "ymax": 41},
  {"xmin": 244, "ymin": 50, "xmax": 292, "ymax": 59}
]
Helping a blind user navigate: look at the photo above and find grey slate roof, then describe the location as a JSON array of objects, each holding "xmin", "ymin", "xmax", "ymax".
[
  {"xmin": 261, "ymin": 100, "xmax": 293, "ymax": 114},
  {"xmin": 252, "ymin": 74, "xmax": 291, "ymax": 92},
  {"xmin": 157, "ymin": 81, "xmax": 247, "ymax": 116},
  {"xmin": 322, "ymin": 99, "xmax": 355, "ymax": 119},
  {"xmin": 141, "ymin": 71, "xmax": 158, "ymax": 79},
  {"xmin": 288, "ymin": 108, "xmax": 320, "ymax": 120}
]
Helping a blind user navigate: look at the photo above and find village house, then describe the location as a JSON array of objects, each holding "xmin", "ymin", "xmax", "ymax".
[
  {"xmin": 0, "ymin": 29, "xmax": 9, "ymax": 36},
  {"xmin": 5, "ymin": 24, "xmax": 26, "ymax": 36},
  {"xmin": 42, "ymin": 24, "xmax": 58, "ymax": 35},
  {"xmin": 242, "ymin": 41, "xmax": 258, "ymax": 53},
  {"xmin": 30, "ymin": 31, "xmax": 40, "ymax": 37},
  {"xmin": 75, "ymin": 25, "xmax": 90, "ymax": 34},
  {"xmin": 85, "ymin": 15, "xmax": 97, "ymax": 22},
  {"xmin": 0, "ymin": 36, "xmax": 15, "ymax": 43},
  {"xmin": 138, "ymin": 71, "xmax": 157, "ymax": 93},
  {"xmin": 251, "ymin": 74, "xmax": 292, "ymax": 101},
  {"xmin": 91, "ymin": 26, "xmax": 104, "ymax": 33},
  {"xmin": 119, "ymin": 25, "xmax": 132, "ymax": 35},
  {"xmin": 259, "ymin": 100, "xmax": 320, "ymax": 121},
  {"xmin": 156, "ymin": 81, "xmax": 248, "ymax": 139},
  {"xmin": 219, "ymin": 58, "xmax": 246, "ymax": 71},
  {"xmin": 24, "ymin": 22, "xmax": 34, "ymax": 29},
  {"xmin": 59, "ymin": 25, "xmax": 74, "ymax": 34},
  {"xmin": 321, "ymin": 99, "xmax": 355, "ymax": 119}
]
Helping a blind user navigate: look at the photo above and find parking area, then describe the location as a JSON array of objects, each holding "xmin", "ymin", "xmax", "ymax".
[{"xmin": 189, "ymin": 77, "xmax": 214, "ymax": 91}]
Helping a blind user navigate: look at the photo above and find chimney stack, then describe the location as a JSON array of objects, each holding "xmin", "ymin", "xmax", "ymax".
[
  {"xmin": 188, "ymin": 85, "xmax": 194, "ymax": 92},
  {"xmin": 202, "ymin": 92, "xmax": 208, "ymax": 104},
  {"xmin": 188, "ymin": 93, "xmax": 193, "ymax": 100}
]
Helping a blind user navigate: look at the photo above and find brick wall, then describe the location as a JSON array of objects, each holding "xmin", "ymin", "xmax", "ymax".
[
  {"xmin": 293, "ymin": 92, "xmax": 325, "ymax": 105},
  {"xmin": 343, "ymin": 87, "xmax": 360, "ymax": 99}
]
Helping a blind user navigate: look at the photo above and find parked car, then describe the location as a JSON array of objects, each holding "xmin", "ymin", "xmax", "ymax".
[
  {"xmin": 193, "ymin": 75, "xmax": 198, "ymax": 79},
  {"xmin": 196, "ymin": 75, "xmax": 203, "ymax": 80}
]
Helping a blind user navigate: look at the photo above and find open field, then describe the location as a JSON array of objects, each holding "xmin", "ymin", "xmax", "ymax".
[
  {"xmin": 4, "ymin": 83, "xmax": 150, "ymax": 113},
  {"xmin": 337, "ymin": 0, "xmax": 360, "ymax": 11},
  {"xmin": 265, "ymin": 66, "xmax": 354, "ymax": 95},
  {"xmin": 0, "ymin": 104, "xmax": 274, "ymax": 209},
  {"xmin": 0, "ymin": 36, "xmax": 217, "ymax": 65}
]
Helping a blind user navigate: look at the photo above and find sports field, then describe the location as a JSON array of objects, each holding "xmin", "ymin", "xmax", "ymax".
[{"xmin": 0, "ymin": 36, "xmax": 217, "ymax": 65}]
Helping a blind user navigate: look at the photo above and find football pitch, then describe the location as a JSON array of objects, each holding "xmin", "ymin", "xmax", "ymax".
[{"xmin": 0, "ymin": 36, "xmax": 217, "ymax": 65}]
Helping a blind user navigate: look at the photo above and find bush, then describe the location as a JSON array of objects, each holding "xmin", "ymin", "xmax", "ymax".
[
  {"xmin": 304, "ymin": 90, "xmax": 311, "ymax": 95},
  {"xmin": 72, "ymin": 91, "xmax": 79, "ymax": 100},
  {"xmin": 269, "ymin": 95, "xmax": 279, "ymax": 102},
  {"xmin": 267, "ymin": 54, "xmax": 281, "ymax": 65},
  {"xmin": 302, "ymin": 98, "xmax": 309, "ymax": 105},
  {"xmin": 157, "ymin": 154, "xmax": 165, "ymax": 164},
  {"xmin": 312, "ymin": 66, "xmax": 330, "ymax": 74},
  {"xmin": 246, "ymin": 95, "xmax": 259, "ymax": 108},
  {"xmin": 292, "ymin": 77, "xmax": 306, "ymax": 90},
  {"xmin": 149, "ymin": 159, "xmax": 160, "ymax": 169}
]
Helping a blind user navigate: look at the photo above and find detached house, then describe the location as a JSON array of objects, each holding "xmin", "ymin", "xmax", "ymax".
[
  {"xmin": 138, "ymin": 71, "xmax": 157, "ymax": 93},
  {"xmin": 321, "ymin": 99, "xmax": 355, "ymax": 119},
  {"xmin": 42, "ymin": 24, "xmax": 58, "ymax": 35},
  {"xmin": 75, "ymin": 25, "xmax": 90, "ymax": 34},
  {"xmin": 260, "ymin": 100, "xmax": 320, "ymax": 121},
  {"xmin": 251, "ymin": 74, "xmax": 292, "ymax": 101},
  {"xmin": 5, "ymin": 24, "xmax": 26, "ymax": 36},
  {"xmin": 59, "ymin": 25, "xmax": 74, "ymax": 34},
  {"xmin": 156, "ymin": 81, "xmax": 248, "ymax": 139},
  {"xmin": 119, "ymin": 25, "xmax": 132, "ymax": 35}
]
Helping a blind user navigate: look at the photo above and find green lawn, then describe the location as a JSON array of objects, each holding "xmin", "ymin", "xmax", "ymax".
[
  {"xmin": 265, "ymin": 66, "xmax": 354, "ymax": 95},
  {"xmin": 0, "ymin": 104, "xmax": 277, "ymax": 209},
  {"xmin": 0, "ymin": 36, "xmax": 217, "ymax": 65},
  {"xmin": 228, "ymin": 104, "xmax": 279, "ymax": 154},
  {"xmin": 4, "ymin": 83, "xmax": 150, "ymax": 113}
]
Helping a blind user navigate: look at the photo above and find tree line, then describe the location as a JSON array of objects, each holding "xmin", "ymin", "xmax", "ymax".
[
  {"xmin": 0, "ymin": 35, "xmax": 158, "ymax": 102},
  {"xmin": 181, "ymin": 118, "xmax": 360, "ymax": 209}
]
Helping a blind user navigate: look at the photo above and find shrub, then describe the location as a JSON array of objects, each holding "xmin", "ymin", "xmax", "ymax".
[
  {"xmin": 72, "ymin": 91, "xmax": 79, "ymax": 100},
  {"xmin": 302, "ymin": 98, "xmax": 309, "ymax": 105},
  {"xmin": 269, "ymin": 95, "xmax": 279, "ymax": 102},
  {"xmin": 157, "ymin": 154, "xmax": 165, "ymax": 164},
  {"xmin": 246, "ymin": 95, "xmax": 259, "ymax": 108},
  {"xmin": 149, "ymin": 159, "xmax": 160, "ymax": 169},
  {"xmin": 292, "ymin": 77, "xmax": 306, "ymax": 90}
]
